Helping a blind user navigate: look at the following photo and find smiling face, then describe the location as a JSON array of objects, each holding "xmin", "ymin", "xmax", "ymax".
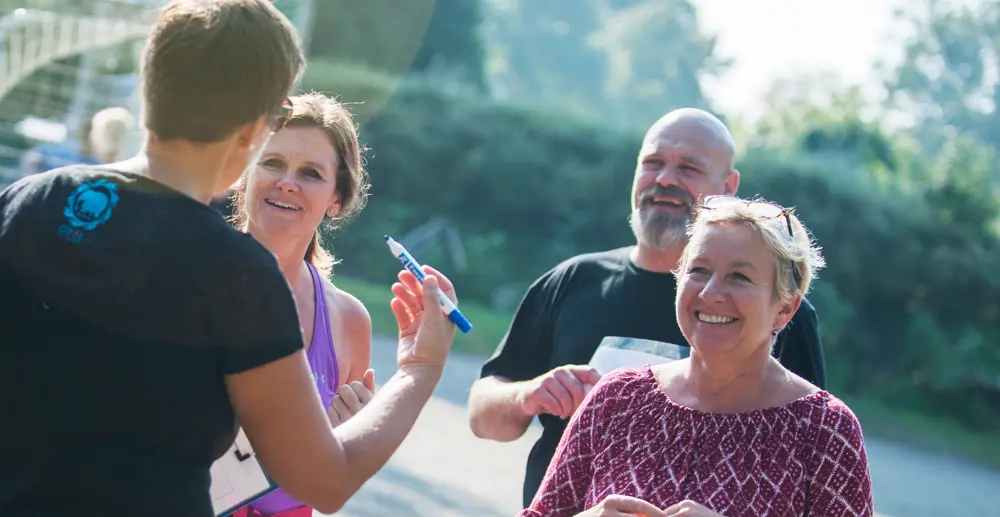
[
  {"xmin": 675, "ymin": 222, "xmax": 800, "ymax": 360},
  {"xmin": 630, "ymin": 111, "xmax": 739, "ymax": 250},
  {"xmin": 245, "ymin": 125, "xmax": 341, "ymax": 241}
]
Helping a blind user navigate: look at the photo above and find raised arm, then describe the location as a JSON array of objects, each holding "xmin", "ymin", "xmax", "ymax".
[{"xmin": 224, "ymin": 263, "xmax": 457, "ymax": 514}]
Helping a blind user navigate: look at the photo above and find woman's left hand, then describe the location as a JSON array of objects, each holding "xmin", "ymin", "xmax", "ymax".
[
  {"xmin": 326, "ymin": 368, "xmax": 376, "ymax": 427},
  {"xmin": 663, "ymin": 500, "xmax": 726, "ymax": 517}
]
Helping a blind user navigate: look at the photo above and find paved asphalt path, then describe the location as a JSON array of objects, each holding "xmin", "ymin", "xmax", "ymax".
[{"xmin": 320, "ymin": 336, "xmax": 1000, "ymax": 517}]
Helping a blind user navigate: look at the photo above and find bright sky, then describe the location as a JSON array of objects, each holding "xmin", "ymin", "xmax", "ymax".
[{"xmin": 693, "ymin": 0, "xmax": 907, "ymax": 121}]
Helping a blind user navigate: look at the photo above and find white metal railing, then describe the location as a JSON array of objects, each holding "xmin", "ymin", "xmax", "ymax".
[{"xmin": 0, "ymin": 9, "xmax": 149, "ymax": 103}]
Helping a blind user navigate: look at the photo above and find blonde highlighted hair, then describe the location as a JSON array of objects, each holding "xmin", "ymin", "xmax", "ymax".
[{"xmin": 679, "ymin": 196, "xmax": 826, "ymax": 300}]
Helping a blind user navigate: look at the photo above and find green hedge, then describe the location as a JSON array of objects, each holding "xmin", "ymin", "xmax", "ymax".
[
  {"xmin": 299, "ymin": 61, "xmax": 1000, "ymax": 431},
  {"xmin": 734, "ymin": 151, "xmax": 1000, "ymax": 425},
  {"xmin": 299, "ymin": 61, "xmax": 639, "ymax": 303}
]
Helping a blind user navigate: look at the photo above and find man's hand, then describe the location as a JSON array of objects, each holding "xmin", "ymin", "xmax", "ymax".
[
  {"xmin": 518, "ymin": 365, "xmax": 602, "ymax": 420},
  {"xmin": 327, "ymin": 369, "xmax": 376, "ymax": 428}
]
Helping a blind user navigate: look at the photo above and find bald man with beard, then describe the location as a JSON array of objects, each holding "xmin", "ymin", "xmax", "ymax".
[{"xmin": 467, "ymin": 108, "xmax": 827, "ymax": 508}]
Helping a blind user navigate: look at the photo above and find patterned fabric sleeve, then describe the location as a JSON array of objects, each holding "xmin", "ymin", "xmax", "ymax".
[
  {"xmin": 806, "ymin": 401, "xmax": 875, "ymax": 517},
  {"xmin": 519, "ymin": 373, "xmax": 620, "ymax": 517}
]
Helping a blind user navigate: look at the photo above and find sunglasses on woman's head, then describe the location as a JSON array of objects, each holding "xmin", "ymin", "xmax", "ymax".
[
  {"xmin": 270, "ymin": 98, "xmax": 294, "ymax": 132},
  {"xmin": 700, "ymin": 195, "xmax": 794, "ymax": 237}
]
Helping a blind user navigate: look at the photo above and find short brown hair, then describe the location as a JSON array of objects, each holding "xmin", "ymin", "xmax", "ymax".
[
  {"xmin": 231, "ymin": 92, "xmax": 371, "ymax": 277},
  {"xmin": 141, "ymin": 0, "xmax": 305, "ymax": 142}
]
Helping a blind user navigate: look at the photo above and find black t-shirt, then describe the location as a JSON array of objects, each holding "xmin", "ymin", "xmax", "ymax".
[
  {"xmin": 210, "ymin": 192, "xmax": 235, "ymax": 219},
  {"xmin": 479, "ymin": 246, "xmax": 826, "ymax": 507},
  {"xmin": 0, "ymin": 167, "xmax": 304, "ymax": 517}
]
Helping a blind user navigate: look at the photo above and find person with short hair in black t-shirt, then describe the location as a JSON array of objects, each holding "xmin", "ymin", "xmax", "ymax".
[
  {"xmin": 0, "ymin": 2, "xmax": 460, "ymax": 517},
  {"xmin": 467, "ymin": 108, "xmax": 827, "ymax": 508}
]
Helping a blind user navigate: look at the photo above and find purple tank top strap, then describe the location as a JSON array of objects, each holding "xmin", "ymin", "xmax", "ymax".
[{"xmin": 306, "ymin": 262, "xmax": 339, "ymax": 389}]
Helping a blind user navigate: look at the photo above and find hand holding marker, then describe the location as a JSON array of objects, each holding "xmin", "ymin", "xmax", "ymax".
[{"xmin": 384, "ymin": 235, "xmax": 473, "ymax": 333}]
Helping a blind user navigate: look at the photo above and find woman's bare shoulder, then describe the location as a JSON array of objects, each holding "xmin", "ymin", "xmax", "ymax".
[
  {"xmin": 777, "ymin": 364, "xmax": 822, "ymax": 401},
  {"xmin": 322, "ymin": 278, "xmax": 373, "ymax": 380},
  {"xmin": 321, "ymin": 279, "xmax": 371, "ymax": 329}
]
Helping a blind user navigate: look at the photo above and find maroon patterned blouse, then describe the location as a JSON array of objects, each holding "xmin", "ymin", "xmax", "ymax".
[{"xmin": 520, "ymin": 366, "xmax": 874, "ymax": 517}]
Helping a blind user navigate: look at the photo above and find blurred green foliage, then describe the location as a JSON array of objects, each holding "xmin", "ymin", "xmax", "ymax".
[
  {"xmin": 304, "ymin": 0, "xmax": 485, "ymax": 87},
  {"xmin": 1, "ymin": 0, "xmax": 995, "ymax": 438},
  {"xmin": 299, "ymin": 59, "xmax": 1000, "ymax": 432}
]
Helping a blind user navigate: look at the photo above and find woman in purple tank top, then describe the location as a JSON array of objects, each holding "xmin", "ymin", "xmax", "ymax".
[{"xmin": 228, "ymin": 93, "xmax": 375, "ymax": 517}]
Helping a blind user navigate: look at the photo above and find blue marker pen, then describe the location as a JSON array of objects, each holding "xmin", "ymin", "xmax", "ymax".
[{"xmin": 384, "ymin": 235, "xmax": 473, "ymax": 333}]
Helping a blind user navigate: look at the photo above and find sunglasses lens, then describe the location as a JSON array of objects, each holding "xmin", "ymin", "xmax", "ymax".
[{"xmin": 702, "ymin": 195, "xmax": 737, "ymax": 208}]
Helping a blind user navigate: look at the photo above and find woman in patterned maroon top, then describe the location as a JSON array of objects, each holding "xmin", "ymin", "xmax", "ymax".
[{"xmin": 521, "ymin": 196, "xmax": 874, "ymax": 517}]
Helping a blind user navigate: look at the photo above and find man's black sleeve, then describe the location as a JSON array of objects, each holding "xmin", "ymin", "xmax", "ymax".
[{"xmin": 479, "ymin": 267, "xmax": 567, "ymax": 383}]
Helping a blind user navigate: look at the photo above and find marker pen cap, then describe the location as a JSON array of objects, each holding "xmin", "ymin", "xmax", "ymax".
[{"xmin": 448, "ymin": 309, "xmax": 473, "ymax": 334}]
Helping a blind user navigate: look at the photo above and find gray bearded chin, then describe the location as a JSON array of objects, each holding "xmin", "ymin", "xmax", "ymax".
[{"xmin": 630, "ymin": 205, "xmax": 690, "ymax": 250}]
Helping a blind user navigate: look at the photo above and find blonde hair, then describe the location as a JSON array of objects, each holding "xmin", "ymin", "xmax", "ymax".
[
  {"xmin": 679, "ymin": 196, "xmax": 826, "ymax": 300},
  {"xmin": 89, "ymin": 107, "xmax": 135, "ymax": 162},
  {"xmin": 230, "ymin": 92, "xmax": 370, "ymax": 278}
]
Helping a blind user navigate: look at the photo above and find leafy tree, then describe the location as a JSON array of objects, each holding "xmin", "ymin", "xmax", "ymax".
[
  {"xmin": 884, "ymin": 0, "xmax": 999, "ymax": 152},
  {"xmin": 305, "ymin": 0, "xmax": 436, "ymax": 76},
  {"xmin": 483, "ymin": 0, "xmax": 726, "ymax": 127},
  {"xmin": 753, "ymin": 73, "xmax": 897, "ymax": 176},
  {"xmin": 484, "ymin": 0, "xmax": 606, "ymax": 110},
  {"xmin": 409, "ymin": 0, "xmax": 487, "ymax": 89},
  {"xmin": 304, "ymin": 0, "xmax": 486, "ymax": 88},
  {"xmin": 587, "ymin": 0, "xmax": 729, "ymax": 126}
]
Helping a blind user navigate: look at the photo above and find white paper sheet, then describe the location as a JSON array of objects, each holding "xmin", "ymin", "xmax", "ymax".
[
  {"xmin": 588, "ymin": 336, "xmax": 690, "ymax": 375},
  {"xmin": 209, "ymin": 428, "xmax": 276, "ymax": 516}
]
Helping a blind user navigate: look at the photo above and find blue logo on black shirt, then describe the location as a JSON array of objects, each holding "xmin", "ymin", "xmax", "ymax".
[{"xmin": 58, "ymin": 179, "xmax": 119, "ymax": 243}]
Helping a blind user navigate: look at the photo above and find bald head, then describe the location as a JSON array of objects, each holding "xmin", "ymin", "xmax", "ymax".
[
  {"xmin": 630, "ymin": 107, "xmax": 741, "ymax": 251},
  {"xmin": 644, "ymin": 108, "xmax": 735, "ymax": 170}
]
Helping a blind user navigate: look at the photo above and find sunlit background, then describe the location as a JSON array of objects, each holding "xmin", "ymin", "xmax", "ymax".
[{"xmin": 1, "ymin": 1, "xmax": 997, "ymax": 516}]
